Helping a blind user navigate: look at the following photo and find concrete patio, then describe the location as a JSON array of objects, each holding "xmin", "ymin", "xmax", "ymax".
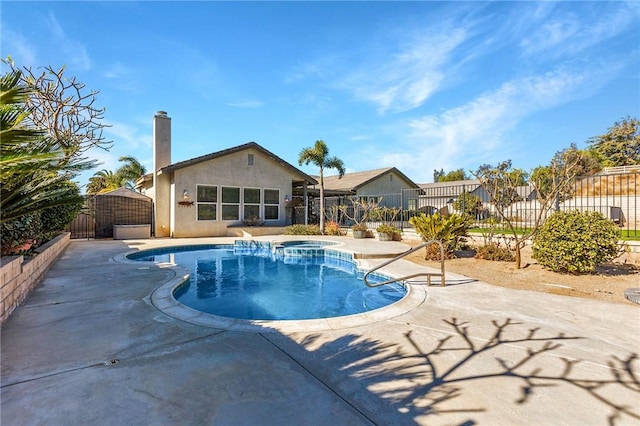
[{"xmin": 1, "ymin": 237, "xmax": 639, "ymax": 425}]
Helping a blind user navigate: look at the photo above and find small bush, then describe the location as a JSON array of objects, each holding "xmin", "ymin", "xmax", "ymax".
[
  {"xmin": 351, "ymin": 223, "xmax": 368, "ymax": 232},
  {"xmin": 376, "ymin": 224, "xmax": 400, "ymax": 234},
  {"xmin": 0, "ymin": 214, "xmax": 39, "ymax": 255},
  {"xmin": 474, "ymin": 243, "xmax": 515, "ymax": 262},
  {"xmin": 532, "ymin": 211, "xmax": 620, "ymax": 273},
  {"xmin": 284, "ymin": 224, "xmax": 321, "ymax": 235},
  {"xmin": 423, "ymin": 241, "xmax": 451, "ymax": 260},
  {"xmin": 409, "ymin": 212, "xmax": 469, "ymax": 259},
  {"xmin": 325, "ymin": 221, "xmax": 344, "ymax": 236}
]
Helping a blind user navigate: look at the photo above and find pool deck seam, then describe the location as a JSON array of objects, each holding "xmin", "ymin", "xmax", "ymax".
[{"xmin": 260, "ymin": 332, "xmax": 377, "ymax": 425}]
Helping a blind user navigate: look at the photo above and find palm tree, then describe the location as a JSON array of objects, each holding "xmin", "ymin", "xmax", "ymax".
[
  {"xmin": 1, "ymin": 67, "xmax": 84, "ymax": 224},
  {"xmin": 298, "ymin": 140, "xmax": 345, "ymax": 234},
  {"xmin": 85, "ymin": 173, "xmax": 107, "ymax": 194},
  {"xmin": 86, "ymin": 157, "xmax": 146, "ymax": 194},
  {"xmin": 87, "ymin": 169, "xmax": 123, "ymax": 194},
  {"xmin": 1, "ymin": 69, "xmax": 58, "ymax": 182},
  {"xmin": 116, "ymin": 156, "xmax": 146, "ymax": 188}
]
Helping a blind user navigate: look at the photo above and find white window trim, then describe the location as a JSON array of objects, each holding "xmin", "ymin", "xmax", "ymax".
[
  {"xmin": 196, "ymin": 184, "xmax": 218, "ymax": 221},
  {"xmin": 263, "ymin": 188, "xmax": 280, "ymax": 221},
  {"xmin": 243, "ymin": 187, "xmax": 262, "ymax": 221},
  {"xmin": 221, "ymin": 185, "xmax": 241, "ymax": 221}
]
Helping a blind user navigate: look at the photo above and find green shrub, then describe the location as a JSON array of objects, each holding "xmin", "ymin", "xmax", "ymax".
[
  {"xmin": 409, "ymin": 212, "xmax": 469, "ymax": 259},
  {"xmin": 351, "ymin": 223, "xmax": 368, "ymax": 232},
  {"xmin": 0, "ymin": 214, "xmax": 40, "ymax": 255},
  {"xmin": 1, "ymin": 180, "xmax": 83, "ymax": 255},
  {"xmin": 376, "ymin": 224, "xmax": 400, "ymax": 234},
  {"xmin": 532, "ymin": 211, "xmax": 620, "ymax": 273},
  {"xmin": 39, "ymin": 200, "xmax": 83, "ymax": 241},
  {"xmin": 474, "ymin": 243, "xmax": 515, "ymax": 261},
  {"xmin": 452, "ymin": 191, "xmax": 482, "ymax": 218},
  {"xmin": 284, "ymin": 224, "xmax": 321, "ymax": 235}
]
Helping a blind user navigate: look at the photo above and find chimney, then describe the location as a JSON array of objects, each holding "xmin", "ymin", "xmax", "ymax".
[
  {"xmin": 152, "ymin": 111, "xmax": 172, "ymax": 237},
  {"xmin": 153, "ymin": 110, "xmax": 171, "ymax": 172}
]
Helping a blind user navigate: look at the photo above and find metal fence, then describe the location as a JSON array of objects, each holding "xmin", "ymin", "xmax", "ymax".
[
  {"xmin": 320, "ymin": 171, "xmax": 639, "ymax": 235},
  {"xmin": 323, "ymin": 194, "xmax": 405, "ymax": 230},
  {"xmin": 67, "ymin": 195, "xmax": 153, "ymax": 239}
]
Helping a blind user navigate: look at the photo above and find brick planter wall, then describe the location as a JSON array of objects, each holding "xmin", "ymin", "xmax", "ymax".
[{"xmin": 0, "ymin": 232, "xmax": 70, "ymax": 323}]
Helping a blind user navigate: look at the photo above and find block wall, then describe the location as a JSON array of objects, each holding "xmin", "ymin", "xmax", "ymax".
[{"xmin": 0, "ymin": 233, "xmax": 70, "ymax": 323}]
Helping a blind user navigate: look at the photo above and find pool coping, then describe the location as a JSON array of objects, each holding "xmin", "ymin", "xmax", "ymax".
[{"xmin": 113, "ymin": 239, "xmax": 429, "ymax": 333}]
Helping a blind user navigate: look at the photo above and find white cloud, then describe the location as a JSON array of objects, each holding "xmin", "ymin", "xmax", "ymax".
[
  {"xmin": 343, "ymin": 28, "xmax": 469, "ymax": 114},
  {"xmin": 383, "ymin": 63, "xmax": 619, "ymax": 182},
  {"xmin": 0, "ymin": 27, "xmax": 37, "ymax": 66},
  {"xmin": 520, "ymin": 18, "xmax": 580, "ymax": 56},
  {"xmin": 103, "ymin": 63, "xmax": 129, "ymax": 79},
  {"xmin": 104, "ymin": 121, "xmax": 152, "ymax": 150},
  {"xmin": 286, "ymin": 15, "xmax": 474, "ymax": 115},
  {"xmin": 519, "ymin": 3, "xmax": 638, "ymax": 59},
  {"xmin": 47, "ymin": 12, "xmax": 92, "ymax": 71},
  {"xmin": 102, "ymin": 63, "xmax": 144, "ymax": 93}
]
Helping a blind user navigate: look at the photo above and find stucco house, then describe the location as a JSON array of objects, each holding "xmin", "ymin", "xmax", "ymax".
[
  {"xmin": 319, "ymin": 167, "xmax": 420, "ymax": 212},
  {"xmin": 314, "ymin": 167, "xmax": 420, "ymax": 226},
  {"xmin": 321, "ymin": 167, "xmax": 420, "ymax": 198},
  {"xmin": 136, "ymin": 112, "xmax": 317, "ymax": 237}
]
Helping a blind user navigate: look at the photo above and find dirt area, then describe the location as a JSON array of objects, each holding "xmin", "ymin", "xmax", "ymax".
[{"xmin": 403, "ymin": 243, "xmax": 639, "ymax": 305}]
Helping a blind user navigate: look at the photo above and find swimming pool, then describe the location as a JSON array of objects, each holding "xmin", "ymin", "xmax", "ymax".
[{"xmin": 128, "ymin": 241, "xmax": 406, "ymax": 321}]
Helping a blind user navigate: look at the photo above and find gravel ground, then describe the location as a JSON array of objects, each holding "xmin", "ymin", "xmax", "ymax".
[{"xmin": 404, "ymin": 243, "xmax": 640, "ymax": 305}]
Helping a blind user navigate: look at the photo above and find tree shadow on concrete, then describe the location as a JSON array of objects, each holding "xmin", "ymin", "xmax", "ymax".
[{"xmin": 279, "ymin": 318, "xmax": 639, "ymax": 425}]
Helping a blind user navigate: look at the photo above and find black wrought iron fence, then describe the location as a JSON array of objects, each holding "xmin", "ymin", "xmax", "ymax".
[{"xmin": 319, "ymin": 171, "xmax": 639, "ymax": 237}]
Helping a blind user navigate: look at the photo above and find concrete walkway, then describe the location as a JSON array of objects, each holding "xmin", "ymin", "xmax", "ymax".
[{"xmin": 1, "ymin": 237, "xmax": 639, "ymax": 425}]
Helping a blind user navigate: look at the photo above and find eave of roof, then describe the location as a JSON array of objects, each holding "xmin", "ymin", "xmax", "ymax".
[
  {"xmin": 419, "ymin": 179, "xmax": 481, "ymax": 189},
  {"xmin": 157, "ymin": 142, "xmax": 318, "ymax": 185},
  {"xmin": 320, "ymin": 167, "xmax": 420, "ymax": 191},
  {"xmin": 97, "ymin": 187, "xmax": 152, "ymax": 200},
  {"xmin": 135, "ymin": 173, "xmax": 152, "ymax": 188}
]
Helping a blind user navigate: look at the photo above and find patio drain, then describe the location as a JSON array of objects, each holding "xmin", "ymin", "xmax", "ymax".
[{"xmin": 624, "ymin": 288, "xmax": 640, "ymax": 304}]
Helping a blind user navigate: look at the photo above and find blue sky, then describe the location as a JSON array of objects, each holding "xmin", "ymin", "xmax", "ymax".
[{"xmin": 2, "ymin": 1, "xmax": 639, "ymax": 190}]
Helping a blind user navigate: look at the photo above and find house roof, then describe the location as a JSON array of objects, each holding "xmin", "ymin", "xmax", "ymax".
[
  {"xmin": 135, "ymin": 173, "xmax": 152, "ymax": 188},
  {"xmin": 419, "ymin": 179, "xmax": 481, "ymax": 189},
  {"xmin": 417, "ymin": 179, "xmax": 537, "ymax": 201},
  {"xmin": 319, "ymin": 167, "xmax": 420, "ymax": 192},
  {"xmin": 418, "ymin": 179, "xmax": 481, "ymax": 197},
  {"xmin": 97, "ymin": 187, "xmax": 152, "ymax": 201},
  {"xmin": 156, "ymin": 142, "xmax": 318, "ymax": 185}
]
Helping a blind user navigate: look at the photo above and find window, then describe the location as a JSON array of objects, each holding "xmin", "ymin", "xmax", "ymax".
[
  {"xmin": 244, "ymin": 188, "xmax": 261, "ymax": 221},
  {"xmin": 264, "ymin": 189, "xmax": 280, "ymax": 220},
  {"xmin": 247, "ymin": 153, "xmax": 254, "ymax": 165},
  {"xmin": 197, "ymin": 185, "xmax": 217, "ymax": 220},
  {"xmin": 221, "ymin": 186, "xmax": 240, "ymax": 220}
]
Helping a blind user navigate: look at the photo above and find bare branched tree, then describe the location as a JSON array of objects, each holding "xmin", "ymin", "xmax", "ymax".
[
  {"xmin": 9, "ymin": 61, "xmax": 112, "ymax": 160},
  {"xmin": 473, "ymin": 149, "xmax": 584, "ymax": 268}
]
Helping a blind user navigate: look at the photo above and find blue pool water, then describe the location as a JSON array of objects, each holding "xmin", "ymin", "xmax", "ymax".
[{"xmin": 129, "ymin": 243, "xmax": 406, "ymax": 320}]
